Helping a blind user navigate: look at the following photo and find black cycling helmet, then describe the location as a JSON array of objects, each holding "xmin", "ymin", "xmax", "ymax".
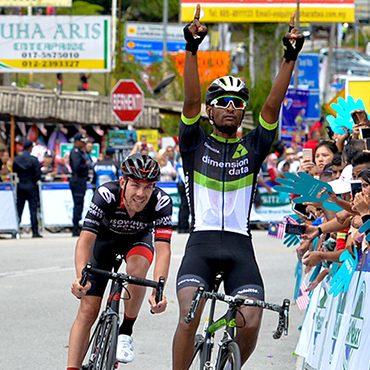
[
  {"xmin": 121, "ymin": 153, "xmax": 160, "ymax": 183},
  {"xmin": 205, "ymin": 76, "xmax": 250, "ymax": 107}
]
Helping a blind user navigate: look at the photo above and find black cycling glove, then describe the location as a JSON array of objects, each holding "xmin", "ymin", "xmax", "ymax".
[
  {"xmin": 282, "ymin": 25, "xmax": 304, "ymax": 62},
  {"xmin": 183, "ymin": 23, "xmax": 207, "ymax": 55}
]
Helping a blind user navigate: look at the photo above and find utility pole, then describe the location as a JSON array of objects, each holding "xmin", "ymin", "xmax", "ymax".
[
  {"xmin": 293, "ymin": 0, "xmax": 300, "ymax": 89},
  {"xmin": 163, "ymin": 0, "xmax": 169, "ymax": 55},
  {"xmin": 117, "ymin": 0, "xmax": 123, "ymax": 71}
]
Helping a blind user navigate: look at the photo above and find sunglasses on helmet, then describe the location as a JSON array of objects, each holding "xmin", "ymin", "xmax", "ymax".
[{"xmin": 210, "ymin": 95, "xmax": 247, "ymax": 110}]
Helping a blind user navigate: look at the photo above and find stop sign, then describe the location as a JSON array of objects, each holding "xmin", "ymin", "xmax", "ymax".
[{"xmin": 111, "ymin": 79, "xmax": 144, "ymax": 124}]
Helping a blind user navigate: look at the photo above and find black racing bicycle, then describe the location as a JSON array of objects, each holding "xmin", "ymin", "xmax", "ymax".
[
  {"xmin": 80, "ymin": 256, "xmax": 165, "ymax": 370},
  {"xmin": 185, "ymin": 273, "xmax": 290, "ymax": 370}
]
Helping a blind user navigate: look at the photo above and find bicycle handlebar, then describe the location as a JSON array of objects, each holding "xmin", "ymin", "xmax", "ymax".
[
  {"xmin": 80, "ymin": 263, "xmax": 165, "ymax": 301},
  {"xmin": 184, "ymin": 285, "xmax": 290, "ymax": 339}
]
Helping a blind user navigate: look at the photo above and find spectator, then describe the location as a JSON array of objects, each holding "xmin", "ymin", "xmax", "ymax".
[
  {"xmin": 314, "ymin": 141, "xmax": 338, "ymax": 175},
  {"xmin": 303, "ymin": 130, "xmax": 321, "ymax": 151},
  {"xmin": 277, "ymin": 147, "xmax": 300, "ymax": 174},
  {"xmin": 41, "ymin": 150, "xmax": 58, "ymax": 182},
  {"xmin": 158, "ymin": 153, "xmax": 176, "ymax": 182},
  {"xmin": 92, "ymin": 147, "xmax": 120, "ymax": 188},
  {"xmin": 266, "ymin": 153, "xmax": 282, "ymax": 185},
  {"xmin": 12, "ymin": 140, "xmax": 42, "ymax": 238},
  {"xmin": 61, "ymin": 153, "xmax": 72, "ymax": 182},
  {"xmin": 69, "ymin": 133, "xmax": 89, "ymax": 237}
]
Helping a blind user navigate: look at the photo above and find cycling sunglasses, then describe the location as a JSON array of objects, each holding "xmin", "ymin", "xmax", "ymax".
[{"xmin": 210, "ymin": 95, "xmax": 247, "ymax": 110}]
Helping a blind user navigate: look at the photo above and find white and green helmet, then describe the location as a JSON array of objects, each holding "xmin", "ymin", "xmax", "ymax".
[{"xmin": 205, "ymin": 76, "xmax": 250, "ymax": 106}]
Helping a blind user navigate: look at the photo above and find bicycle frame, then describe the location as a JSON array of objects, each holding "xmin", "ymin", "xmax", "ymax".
[{"xmin": 193, "ymin": 273, "xmax": 239, "ymax": 367}]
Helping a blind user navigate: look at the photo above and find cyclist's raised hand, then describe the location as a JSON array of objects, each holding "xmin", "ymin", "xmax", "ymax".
[
  {"xmin": 148, "ymin": 294, "xmax": 168, "ymax": 314},
  {"xmin": 71, "ymin": 277, "xmax": 91, "ymax": 299}
]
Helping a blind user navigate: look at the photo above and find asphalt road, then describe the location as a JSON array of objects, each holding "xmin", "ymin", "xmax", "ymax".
[{"xmin": 0, "ymin": 230, "xmax": 305, "ymax": 370}]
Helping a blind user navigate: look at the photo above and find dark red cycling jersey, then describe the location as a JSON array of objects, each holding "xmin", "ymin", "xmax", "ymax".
[{"xmin": 82, "ymin": 180, "xmax": 173, "ymax": 243}]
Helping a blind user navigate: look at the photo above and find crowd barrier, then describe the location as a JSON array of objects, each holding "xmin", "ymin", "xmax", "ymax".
[
  {"xmin": 295, "ymin": 251, "xmax": 370, "ymax": 370},
  {"xmin": 0, "ymin": 178, "xmax": 288, "ymax": 236},
  {"xmin": 0, "ymin": 180, "xmax": 182, "ymax": 236}
]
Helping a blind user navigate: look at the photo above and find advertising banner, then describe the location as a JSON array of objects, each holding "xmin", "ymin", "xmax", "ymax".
[
  {"xmin": 172, "ymin": 51, "xmax": 230, "ymax": 85},
  {"xmin": 346, "ymin": 78, "xmax": 370, "ymax": 115},
  {"xmin": 0, "ymin": 183, "xmax": 19, "ymax": 232},
  {"xmin": 40, "ymin": 183, "xmax": 93, "ymax": 226},
  {"xmin": 0, "ymin": 0, "xmax": 71, "ymax": 6},
  {"xmin": 298, "ymin": 252, "xmax": 370, "ymax": 370},
  {"xmin": 250, "ymin": 185, "xmax": 293, "ymax": 223},
  {"xmin": 181, "ymin": 0, "xmax": 355, "ymax": 23},
  {"xmin": 280, "ymin": 88, "xmax": 310, "ymax": 145},
  {"xmin": 291, "ymin": 54, "xmax": 321, "ymax": 120},
  {"xmin": 124, "ymin": 22, "xmax": 186, "ymax": 64},
  {"xmin": 0, "ymin": 16, "xmax": 111, "ymax": 72}
]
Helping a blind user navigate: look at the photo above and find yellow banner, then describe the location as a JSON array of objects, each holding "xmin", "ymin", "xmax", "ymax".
[
  {"xmin": 347, "ymin": 79, "xmax": 370, "ymax": 114},
  {"xmin": 0, "ymin": 0, "xmax": 71, "ymax": 6},
  {"xmin": 0, "ymin": 59, "xmax": 106, "ymax": 69},
  {"xmin": 136, "ymin": 129, "xmax": 160, "ymax": 151},
  {"xmin": 181, "ymin": 6, "xmax": 355, "ymax": 23}
]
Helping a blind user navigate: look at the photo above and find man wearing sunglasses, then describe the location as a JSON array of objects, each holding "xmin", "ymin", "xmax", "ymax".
[{"xmin": 173, "ymin": 4, "xmax": 304, "ymax": 369}]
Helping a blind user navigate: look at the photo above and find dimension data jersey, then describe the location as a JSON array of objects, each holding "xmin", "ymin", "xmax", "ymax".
[{"xmin": 179, "ymin": 113, "xmax": 277, "ymax": 236}]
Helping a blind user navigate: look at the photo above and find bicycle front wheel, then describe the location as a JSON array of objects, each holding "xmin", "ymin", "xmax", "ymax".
[
  {"xmin": 215, "ymin": 341, "xmax": 241, "ymax": 370},
  {"xmin": 82, "ymin": 314, "xmax": 119, "ymax": 370}
]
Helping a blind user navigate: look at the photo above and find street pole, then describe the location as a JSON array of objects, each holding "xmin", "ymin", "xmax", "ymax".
[
  {"xmin": 111, "ymin": 0, "xmax": 117, "ymax": 71},
  {"xmin": 117, "ymin": 0, "xmax": 123, "ymax": 71},
  {"xmin": 163, "ymin": 0, "xmax": 169, "ymax": 55},
  {"xmin": 293, "ymin": 0, "xmax": 300, "ymax": 89}
]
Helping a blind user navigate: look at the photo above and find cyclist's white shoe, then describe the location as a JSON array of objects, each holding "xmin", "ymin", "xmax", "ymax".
[{"xmin": 116, "ymin": 334, "xmax": 135, "ymax": 363}]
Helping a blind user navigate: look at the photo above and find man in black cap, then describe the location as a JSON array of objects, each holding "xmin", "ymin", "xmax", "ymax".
[
  {"xmin": 70, "ymin": 133, "xmax": 89, "ymax": 237},
  {"xmin": 13, "ymin": 139, "xmax": 42, "ymax": 238}
]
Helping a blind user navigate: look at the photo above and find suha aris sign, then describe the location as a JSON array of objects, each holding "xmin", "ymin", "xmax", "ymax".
[{"xmin": 0, "ymin": 16, "xmax": 111, "ymax": 72}]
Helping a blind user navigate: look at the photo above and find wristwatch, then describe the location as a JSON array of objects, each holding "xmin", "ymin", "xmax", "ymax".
[{"xmin": 317, "ymin": 226, "xmax": 323, "ymax": 236}]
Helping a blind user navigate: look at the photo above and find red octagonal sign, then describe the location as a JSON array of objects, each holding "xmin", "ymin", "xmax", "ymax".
[{"xmin": 111, "ymin": 79, "xmax": 144, "ymax": 124}]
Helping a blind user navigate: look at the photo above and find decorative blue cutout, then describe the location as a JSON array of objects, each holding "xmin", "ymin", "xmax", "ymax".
[
  {"xmin": 274, "ymin": 172, "xmax": 333, "ymax": 204},
  {"xmin": 326, "ymin": 96, "xmax": 368, "ymax": 135},
  {"xmin": 284, "ymin": 233, "xmax": 301, "ymax": 248},
  {"xmin": 329, "ymin": 249, "xmax": 358, "ymax": 297},
  {"xmin": 322, "ymin": 201, "xmax": 344, "ymax": 212},
  {"xmin": 359, "ymin": 218, "xmax": 370, "ymax": 242}
]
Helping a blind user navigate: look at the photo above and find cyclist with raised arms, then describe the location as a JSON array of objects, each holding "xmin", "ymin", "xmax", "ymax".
[
  {"xmin": 172, "ymin": 5, "xmax": 304, "ymax": 369},
  {"xmin": 67, "ymin": 153, "xmax": 172, "ymax": 370}
]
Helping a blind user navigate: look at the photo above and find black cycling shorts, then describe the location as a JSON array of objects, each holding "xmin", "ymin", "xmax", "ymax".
[
  {"xmin": 176, "ymin": 231, "xmax": 264, "ymax": 300},
  {"xmin": 86, "ymin": 231, "xmax": 154, "ymax": 297}
]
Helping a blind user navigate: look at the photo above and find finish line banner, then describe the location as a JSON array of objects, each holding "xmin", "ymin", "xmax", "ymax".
[
  {"xmin": 181, "ymin": 0, "xmax": 355, "ymax": 23},
  {"xmin": 0, "ymin": 16, "xmax": 111, "ymax": 72}
]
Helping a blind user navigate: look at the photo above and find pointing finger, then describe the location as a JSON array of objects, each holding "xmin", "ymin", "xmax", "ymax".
[
  {"xmin": 194, "ymin": 4, "xmax": 201, "ymax": 19},
  {"xmin": 289, "ymin": 12, "xmax": 295, "ymax": 28}
]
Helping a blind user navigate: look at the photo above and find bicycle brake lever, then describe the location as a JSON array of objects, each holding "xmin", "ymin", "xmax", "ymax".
[
  {"xmin": 155, "ymin": 276, "xmax": 165, "ymax": 304},
  {"xmin": 80, "ymin": 262, "xmax": 92, "ymax": 287},
  {"xmin": 184, "ymin": 285, "xmax": 205, "ymax": 324}
]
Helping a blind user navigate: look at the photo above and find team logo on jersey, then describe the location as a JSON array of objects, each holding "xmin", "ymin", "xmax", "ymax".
[
  {"xmin": 98, "ymin": 186, "xmax": 116, "ymax": 203},
  {"xmin": 155, "ymin": 192, "xmax": 171, "ymax": 211},
  {"xmin": 232, "ymin": 144, "xmax": 248, "ymax": 159}
]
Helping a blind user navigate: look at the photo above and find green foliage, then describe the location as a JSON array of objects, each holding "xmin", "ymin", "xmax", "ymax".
[
  {"xmin": 57, "ymin": 1, "xmax": 104, "ymax": 15},
  {"xmin": 124, "ymin": 0, "xmax": 180, "ymax": 22}
]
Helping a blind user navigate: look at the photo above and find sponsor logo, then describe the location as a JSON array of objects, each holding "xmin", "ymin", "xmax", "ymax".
[
  {"xmin": 343, "ymin": 280, "xmax": 365, "ymax": 369},
  {"xmin": 237, "ymin": 288, "xmax": 259, "ymax": 295},
  {"xmin": 204, "ymin": 141, "xmax": 220, "ymax": 154},
  {"xmin": 98, "ymin": 186, "xmax": 116, "ymax": 203},
  {"xmin": 178, "ymin": 278, "xmax": 200, "ymax": 286},
  {"xmin": 156, "ymin": 215, "xmax": 172, "ymax": 226},
  {"xmin": 155, "ymin": 192, "xmax": 171, "ymax": 211},
  {"xmin": 202, "ymin": 155, "xmax": 249, "ymax": 176},
  {"xmin": 232, "ymin": 143, "xmax": 248, "ymax": 159}
]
